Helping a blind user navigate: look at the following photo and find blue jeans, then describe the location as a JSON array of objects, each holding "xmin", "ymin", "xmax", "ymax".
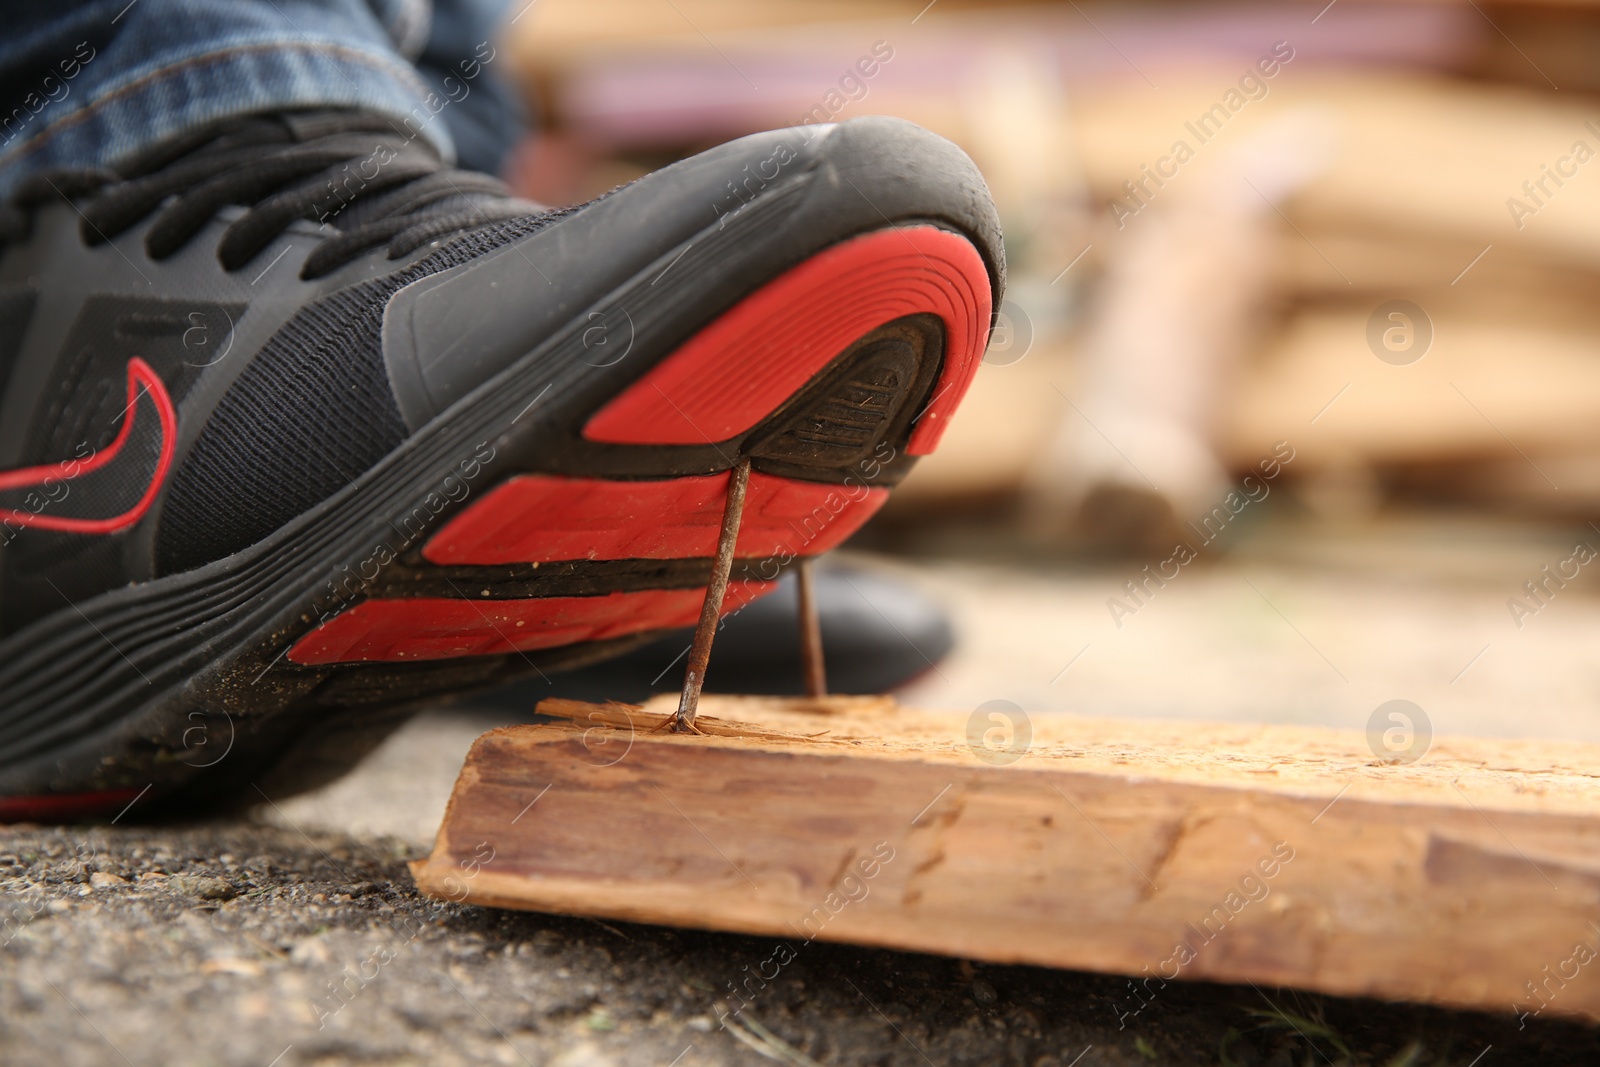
[{"xmin": 0, "ymin": 0, "xmax": 526, "ymax": 197}]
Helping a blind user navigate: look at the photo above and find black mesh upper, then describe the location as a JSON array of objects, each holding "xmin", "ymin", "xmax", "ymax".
[{"xmin": 154, "ymin": 210, "xmax": 576, "ymax": 575}]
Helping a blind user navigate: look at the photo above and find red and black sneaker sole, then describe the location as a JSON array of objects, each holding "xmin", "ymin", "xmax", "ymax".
[
  {"xmin": 288, "ymin": 226, "xmax": 987, "ymax": 668},
  {"xmin": 0, "ymin": 123, "xmax": 1000, "ymax": 816}
]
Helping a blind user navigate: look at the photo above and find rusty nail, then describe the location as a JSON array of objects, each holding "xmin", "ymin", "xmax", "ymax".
[
  {"xmin": 673, "ymin": 458, "xmax": 751, "ymax": 732},
  {"xmin": 796, "ymin": 557, "xmax": 827, "ymax": 698}
]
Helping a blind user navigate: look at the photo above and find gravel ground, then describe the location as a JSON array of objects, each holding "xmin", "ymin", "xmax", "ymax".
[
  {"xmin": 8, "ymin": 525, "xmax": 1600, "ymax": 1066},
  {"xmin": 3, "ymin": 820, "xmax": 1598, "ymax": 1067}
]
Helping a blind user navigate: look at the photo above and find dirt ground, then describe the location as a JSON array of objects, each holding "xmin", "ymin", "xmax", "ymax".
[{"xmin": 7, "ymin": 517, "xmax": 1600, "ymax": 1066}]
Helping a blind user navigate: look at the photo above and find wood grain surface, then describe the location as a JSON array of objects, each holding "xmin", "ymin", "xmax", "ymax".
[{"xmin": 413, "ymin": 696, "xmax": 1600, "ymax": 1022}]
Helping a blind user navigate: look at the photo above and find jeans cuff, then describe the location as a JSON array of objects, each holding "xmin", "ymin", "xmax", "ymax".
[{"xmin": 0, "ymin": 39, "xmax": 457, "ymax": 196}]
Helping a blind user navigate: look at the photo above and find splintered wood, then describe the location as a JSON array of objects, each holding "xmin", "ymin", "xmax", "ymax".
[{"xmin": 412, "ymin": 696, "xmax": 1600, "ymax": 1020}]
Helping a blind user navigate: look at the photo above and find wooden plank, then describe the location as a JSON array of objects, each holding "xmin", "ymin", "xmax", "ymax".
[{"xmin": 412, "ymin": 697, "xmax": 1600, "ymax": 1022}]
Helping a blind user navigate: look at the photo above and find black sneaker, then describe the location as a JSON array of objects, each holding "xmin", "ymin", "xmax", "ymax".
[{"xmin": 0, "ymin": 110, "xmax": 1002, "ymax": 818}]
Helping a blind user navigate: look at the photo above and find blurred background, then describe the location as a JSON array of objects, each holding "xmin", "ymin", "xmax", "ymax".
[{"xmin": 285, "ymin": 0, "xmax": 1600, "ymax": 834}]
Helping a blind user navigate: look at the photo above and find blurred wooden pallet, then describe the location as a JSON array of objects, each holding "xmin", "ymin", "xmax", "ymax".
[
  {"xmin": 1073, "ymin": 70, "xmax": 1600, "ymax": 272},
  {"xmin": 1225, "ymin": 302, "xmax": 1600, "ymax": 449},
  {"xmin": 415, "ymin": 696, "xmax": 1600, "ymax": 1020},
  {"xmin": 891, "ymin": 300, "xmax": 1600, "ymax": 511},
  {"xmin": 500, "ymin": 8, "xmax": 1600, "ymax": 508}
]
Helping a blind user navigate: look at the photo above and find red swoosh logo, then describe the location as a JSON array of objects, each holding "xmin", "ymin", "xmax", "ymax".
[{"xmin": 0, "ymin": 357, "xmax": 177, "ymax": 534}]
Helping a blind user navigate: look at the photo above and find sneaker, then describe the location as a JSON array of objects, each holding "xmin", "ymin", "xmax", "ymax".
[{"xmin": 0, "ymin": 110, "xmax": 1001, "ymax": 818}]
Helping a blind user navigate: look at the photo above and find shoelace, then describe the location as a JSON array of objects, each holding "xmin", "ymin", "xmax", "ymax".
[{"xmin": 0, "ymin": 110, "xmax": 541, "ymax": 280}]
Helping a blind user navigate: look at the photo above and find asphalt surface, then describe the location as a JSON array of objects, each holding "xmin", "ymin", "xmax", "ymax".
[
  {"xmin": 5, "ymin": 819, "xmax": 1598, "ymax": 1067},
  {"xmin": 8, "ymin": 529, "xmax": 1600, "ymax": 1065}
]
